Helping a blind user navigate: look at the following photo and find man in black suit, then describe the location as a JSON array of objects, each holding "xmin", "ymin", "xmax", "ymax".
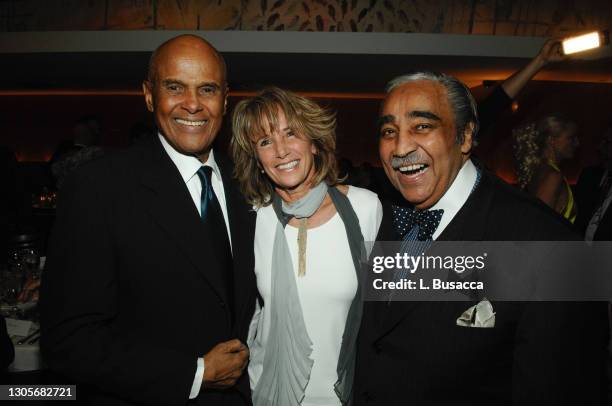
[
  {"xmin": 41, "ymin": 35, "xmax": 256, "ymax": 405},
  {"xmin": 354, "ymin": 71, "xmax": 608, "ymax": 405},
  {"xmin": 575, "ymin": 128, "xmax": 612, "ymax": 241}
]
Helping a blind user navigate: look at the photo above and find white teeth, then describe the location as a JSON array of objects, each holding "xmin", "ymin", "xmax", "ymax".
[
  {"xmin": 175, "ymin": 118, "xmax": 207, "ymax": 126},
  {"xmin": 399, "ymin": 164, "xmax": 427, "ymax": 173},
  {"xmin": 277, "ymin": 160, "xmax": 299, "ymax": 170}
]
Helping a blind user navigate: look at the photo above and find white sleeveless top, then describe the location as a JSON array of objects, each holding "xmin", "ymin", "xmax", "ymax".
[{"xmin": 248, "ymin": 186, "xmax": 382, "ymax": 406}]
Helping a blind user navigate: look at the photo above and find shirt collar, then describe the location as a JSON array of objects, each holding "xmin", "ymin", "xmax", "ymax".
[
  {"xmin": 430, "ymin": 158, "xmax": 478, "ymax": 221},
  {"xmin": 158, "ymin": 132, "xmax": 221, "ymax": 183}
]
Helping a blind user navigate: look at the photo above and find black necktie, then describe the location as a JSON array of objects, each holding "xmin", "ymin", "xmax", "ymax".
[
  {"xmin": 391, "ymin": 205, "xmax": 444, "ymax": 241},
  {"xmin": 196, "ymin": 166, "xmax": 235, "ymax": 322}
]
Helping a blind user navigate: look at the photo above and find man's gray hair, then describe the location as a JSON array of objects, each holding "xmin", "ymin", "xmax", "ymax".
[{"xmin": 385, "ymin": 71, "xmax": 479, "ymax": 144}]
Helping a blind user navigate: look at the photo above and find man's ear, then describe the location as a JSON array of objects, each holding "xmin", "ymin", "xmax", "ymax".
[
  {"xmin": 222, "ymin": 85, "xmax": 229, "ymax": 115},
  {"xmin": 143, "ymin": 81, "xmax": 154, "ymax": 112},
  {"xmin": 460, "ymin": 122, "xmax": 475, "ymax": 154}
]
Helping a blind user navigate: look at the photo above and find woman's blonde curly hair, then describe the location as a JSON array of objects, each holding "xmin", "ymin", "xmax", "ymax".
[
  {"xmin": 512, "ymin": 114, "xmax": 575, "ymax": 189},
  {"xmin": 230, "ymin": 87, "xmax": 339, "ymax": 207}
]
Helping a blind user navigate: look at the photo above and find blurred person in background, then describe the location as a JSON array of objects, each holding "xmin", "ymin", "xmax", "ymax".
[
  {"xmin": 50, "ymin": 116, "xmax": 105, "ymax": 189},
  {"xmin": 575, "ymin": 127, "xmax": 612, "ymax": 241},
  {"xmin": 513, "ymin": 114, "xmax": 579, "ymax": 223},
  {"xmin": 573, "ymin": 126, "xmax": 612, "ymax": 406}
]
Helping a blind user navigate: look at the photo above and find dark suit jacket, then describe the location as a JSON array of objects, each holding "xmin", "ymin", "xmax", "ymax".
[
  {"xmin": 575, "ymin": 166, "xmax": 612, "ymax": 241},
  {"xmin": 40, "ymin": 136, "xmax": 256, "ymax": 406},
  {"xmin": 355, "ymin": 169, "xmax": 608, "ymax": 406}
]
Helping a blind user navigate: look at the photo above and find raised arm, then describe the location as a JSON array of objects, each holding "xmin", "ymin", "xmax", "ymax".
[{"xmin": 501, "ymin": 39, "xmax": 566, "ymax": 99}]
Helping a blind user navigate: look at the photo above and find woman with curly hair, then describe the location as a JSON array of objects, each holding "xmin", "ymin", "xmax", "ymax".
[
  {"xmin": 231, "ymin": 87, "xmax": 382, "ymax": 406},
  {"xmin": 513, "ymin": 114, "xmax": 579, "ymax": 222}
]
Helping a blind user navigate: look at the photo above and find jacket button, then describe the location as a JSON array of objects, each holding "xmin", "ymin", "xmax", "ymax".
[
  {"xmin": 374, "ymin": 343, "xmax": 382, "ymax": 354},
  {"xmin": 219, "ymin": 300, "xmax": 226, "ymax": 308}
]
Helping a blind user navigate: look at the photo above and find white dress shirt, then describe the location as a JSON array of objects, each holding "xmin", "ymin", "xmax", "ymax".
[
  {"xmin": 159, "ymin": 134, "xmax": 232, "ymax": 246},
  {"xmin": 430, "ymin": 159, "xmax": 478, "ymax": 240},
  {"xmin": 159, "ymin": 133, "xmax": 233, "ymax": 398}
]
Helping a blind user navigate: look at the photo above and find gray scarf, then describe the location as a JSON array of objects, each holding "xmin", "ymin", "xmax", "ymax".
[{"xmin": 253, "ymin": 182, "xmax": 365, "ymax": 406}]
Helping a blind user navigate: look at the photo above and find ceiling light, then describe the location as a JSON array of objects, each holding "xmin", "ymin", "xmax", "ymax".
[{"xmin": 562, "ymin": 30, "xmax": 609, "ymax": 55}]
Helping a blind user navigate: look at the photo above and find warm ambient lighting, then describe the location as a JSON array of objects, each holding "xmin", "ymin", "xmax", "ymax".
[
  {"xmin": 562, "ymin": 31, "xmax": 604, "ymax": 55},
  {"xmin": 0, "ymin": 89, "xmax": 384, "ymax": 100}
]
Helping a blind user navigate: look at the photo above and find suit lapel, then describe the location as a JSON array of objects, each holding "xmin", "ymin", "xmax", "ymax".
[
  {"xmin": 135, "ymin": 137, "xmax": 230, "ymax": 306},
  {"xmin": 436, "ymin": 171, "xmax": 494, "ymax": 242},
  {"xmin": 373, "ymin": 171, "xmax": 496, "ymax": 340}
]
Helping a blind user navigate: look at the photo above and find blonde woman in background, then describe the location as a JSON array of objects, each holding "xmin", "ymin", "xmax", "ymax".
[
  {"xmin": 513, "ymin": 114, "xmax": 579, "ymax": 223},
  {"xmin": 231, "ymin": 87, "xmax": 382, "ymax": 406}
]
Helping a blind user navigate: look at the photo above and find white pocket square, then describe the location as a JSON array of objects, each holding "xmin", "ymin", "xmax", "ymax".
[{"xmin": 456, "ymin": 298, "xmax": 495, "ymax": 328}]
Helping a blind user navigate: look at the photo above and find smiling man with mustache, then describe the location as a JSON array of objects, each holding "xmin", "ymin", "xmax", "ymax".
[{"xmin": 353, "ymin": 71, "xmax": 608, "ymax": 406}]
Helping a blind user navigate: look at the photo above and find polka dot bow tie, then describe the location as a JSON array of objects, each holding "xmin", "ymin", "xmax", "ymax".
[{"xmin": 391, "ymin": 205, "xmax": 444, "ymax": 241}]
